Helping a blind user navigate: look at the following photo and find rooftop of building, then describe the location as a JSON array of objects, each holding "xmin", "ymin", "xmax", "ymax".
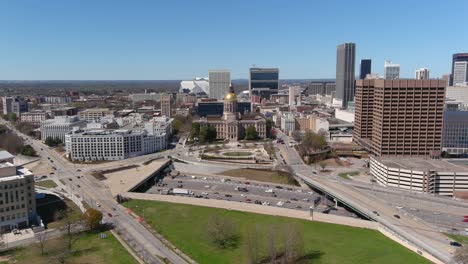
[
  {"xmin": 0, "ymin": 151, "xmax": 15, "ymax": 161},
  {"xmin": 374, "ymin": 156, "xmax": 468, "ymax": 172},
  {"xmin": 79, "ymin": 108, "xmax": 112, "ymax": 112}
]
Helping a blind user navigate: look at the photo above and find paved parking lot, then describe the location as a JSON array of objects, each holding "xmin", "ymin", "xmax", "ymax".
[{"xmin": 146, "ymin": 175, "xmax": 356, "ymax": 217}]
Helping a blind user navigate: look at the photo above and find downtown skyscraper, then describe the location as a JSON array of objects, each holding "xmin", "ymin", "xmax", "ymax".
[
  {"xmin": 335, "ymin": 43, "xmax": 356, "ymax": 108},
  {"xmin": 359, "ymin": 59, "xmax": 371, "ymax": 79},
  {"xmin": 208, "ymin": 70, "xmax": 231, "ymax": 100},
  {"xmin": 451, "ymin": 53, "xmax": 468, "ymax": 85}
]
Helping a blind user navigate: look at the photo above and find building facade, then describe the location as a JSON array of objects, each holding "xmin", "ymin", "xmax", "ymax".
[
  {"xmin": 335, "ymin": 43, "xmax": 356, "ymax": 108},
  {"xmin": 451, "ymin": 53, "xmax": 468, "ymax": 85},
  {"xmin": 78, "ymin": 108, "xmax": 116, "ymax": 122},
  {"xmin": 384, "ymin": 60, "xmax": 400, "ymax": 80},
  {"xmin": 359, "ymin": 59, "xmax": 371, "ymax": 80},
  {"xmin": 442, "ymin": 110, "xmax": 468, "ymax": 155},
  {"xmin": 288, "ymin": 86, "xmax": 301, "ymax": 109},
  {"xmin": 2, "ymin": 97, "xmax": 28, "ymax": 116},
  {"xmin": 249, "ymin": 68, "xmax": 279, "ymax": 100},
  {"xmin": 415, "ymin": 68, "xmax": 430, "ymax": 80},
  {"xmin": 20, "ymin": 111, "xmax": 50, "ymax": 124},
  {"xmin": 196, "ymin": 93, "xmax": 266, "ymax": 140},
  {"xmin": 370, "ymin": 156, "xmax": 468, "ymax": 197},
  {"xmin": 161, "ymin": 95, "xmax": 172, "ymax": 118},
  {"xmin": 208, "ymin": 70, "xmax": 231, "ymax": 100},
  {"xmin": 354, "ymin": 79, "xmax": 446, "ymax": 156},
  {"xmin": 0, "ymin": 151, "xmax": 37, "ymax": 231},
  {"xmin": 65, "ymin": 129, "xmax": 166, "ymax": 161},
  {"xmin": 40, "ymin": 116, "xmax": 86, "ymax": 143}
]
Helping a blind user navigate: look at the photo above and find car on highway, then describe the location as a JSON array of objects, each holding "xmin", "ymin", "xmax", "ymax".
[
  {"xmin": 254, "ymin": 200, "xmax": 261, "ymax": 204},
  {"xmin": 224, "ymin": 194, "xmax": 232, "ymax": 197},
  {"xmin": 96, "ymin": 203, "xmax": 101, "ymax": 207},
  {"xmin": 265, "ymin": 189, "xmax": 274, "ymax": 193},
  {"xmin": 107, "ymin": 213, "xmax": 113, "ymax": 217},
  {"xmin": 201, "ymin": 192, "xmax": 208, "ymax": 195},
  {"xmin": 275, "ymin": 186, "xmax": 283, "ymax": 189},
  {"xmin": 245, "ymin": 182, "xmax": 250, "ymax": 185},
  {"xmin": 276, "ymin": 201, "xmax": 285, "ymax": 206},
  {"xmin": 290, "ymin": 198, "xmax": 298, "ymax": 201},
  {"xmin": 76, "ymin": 169, "xmax": 81, "ymax": 172},
  {"xmin": 68, "ymin": 178, "xmax": 72, "ymax": 181},
  {"xmin": 204, "ymin": 185, "xmax": 210, "ymax": 188},
  {"xmin": 393, "ymin": 214, "xmax": 400, "ymax": 219},
  {"xmin": 372, "ymin": 211, "xmax": 380, "ymax": 216},
  {"xmin": 76, "ymin": 185, "xmax": 80, "ymax": 188},
  {"xmin": 245, "ymin": 198, "xmax": 251, "ymax": 203}
]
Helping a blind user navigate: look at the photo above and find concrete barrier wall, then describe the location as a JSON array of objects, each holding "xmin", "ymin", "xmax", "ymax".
[{"xmin": 124, "ymin": 192, "xmax": 378, "ymax": 230}]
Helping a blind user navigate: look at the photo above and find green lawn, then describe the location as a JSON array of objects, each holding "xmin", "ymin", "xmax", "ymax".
[
  {"xmin": 0, "ymin": 231, "xmax": 137, "ymax": 264},
  {"xmin": 35, "ymin": 180, "xmax": 57, "ymax": 189},
  {"xmin": 222, "ymin": 151, "xmax": 253, "ymax": 157},
  {"xmin": 124, "ymin": 200, "xmax": 429, "ymax": 264},
  {"xmin": 445, "ymin": 233, "xmax": 468, "ymax": 244},
  {"xmin": 338, "ymin": 172, "xmax": 359, "ymax": 180}
]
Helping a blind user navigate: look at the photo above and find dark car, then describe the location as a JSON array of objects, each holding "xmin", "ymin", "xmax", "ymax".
[
  {"xmin": 393, "ymin": 214, "xmax": 400, "ymax": 219},
  {"xmin": 276, "ymin": 186, "xmax": 283, "ymax": 189},
  {"xmin": 177, "ymin": 184, "xmax": 183, "ymax": 188},
  {"xmin": 254, "ymin": 200, "xmax": 261, "ymax": 204},
  {"xmin": 450, "ymin": 241, "xmax": 462, "ymax": 247},
  {"xmin": 107, "ymin": 213, "xmax": 113, "ymax": 217},
  {"xmin": 225, "ymin": 194, "xmax": 232, "ymax": 197},
  {"xmin": 290, "ymin": 198, "xmax": 298, "ymax": 201}
]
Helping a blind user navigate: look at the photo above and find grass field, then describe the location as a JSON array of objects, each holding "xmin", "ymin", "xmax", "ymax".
[
  {"xmin": 222, "ymin": 151, "xmax": 252, "ymax": 157},
  {"xmin": 125, "ymin": 200, "xmax": 429, "ymax": 264},
  {"xmin": 445, "ymin": 233, "xmax": 468, "ymax": 244},
  {"xmin": 35, "ymin": 180, "xmax": 57, "ymax": 188},
  {"xmin": 338, "ymin": 171, "xmax": 359, "ymax": 180},
  {"xmin": 0, "ymin": 231, "xmax": 137, "ymax": 264},
  {"xmin": 219, "ymin": 168, "xmax": 299, "ymax": 186}
]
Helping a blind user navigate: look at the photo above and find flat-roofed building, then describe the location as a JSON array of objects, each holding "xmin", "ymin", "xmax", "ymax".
[
  {"xmin": 370, "ymin": 156, "xmax": 468, "ymax": 197},
  {"xmin": 40, "ymin": 116, "xmax": 86, "ymax": 143},
  {"xmin": 354, "ymin": 79, "xmax": 446, "ymax": 156},
  {"xmin": 78, "ymin": 108, "xmax": 116, "ymax": 122},
  {"xmin": 209, "ymin": 70, "xmax": 230, "ymax": 100},
  {"xmin": 161, "ymin": 94, "xmax": 172, "ymax": 118},
  {"xmin": 20, "ymin": 110, "xmax": 50, "ymax": 124},
  {"xmin": 0, "ymin": 151, "xmax": 37, "ymax": 232},
  {"xmin": 249, "ymin": 68, "xmax": 279, "ymax": 100}
]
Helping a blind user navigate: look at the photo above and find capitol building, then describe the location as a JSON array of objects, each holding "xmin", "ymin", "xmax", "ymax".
[{"xmin": 196, "ymin": 91, "xmax": 266, "ymax": 141}]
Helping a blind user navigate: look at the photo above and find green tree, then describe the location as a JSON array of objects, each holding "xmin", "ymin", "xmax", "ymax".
[
  {"xmin": 265, "ymin": 118, "xmax": 276, "ymax": 139},
  {"xmin": 83, "ymin": 208, "xmax": 103, "ymax": 231},
  {"xmin": 21, "ymin": 145, "xmax": 37, "ymax": 156},
  {"xmin": 245, "ymin": 126, "xmax": 259, "ymax": 140},
  {"xmin": 302, "ymin": 130, "xmax": 327, "ymax": 151},
  {"xmin": 172, "ymin": 118, "xmax": 183, "ymax": 135},
  {"xmin": 199, "ymin": 125, "xmax": 217, "ymax": 143},
  {"xmin": 190, "ymin": 122, "xmax": 201, "ymax": 140},
  {"xmin": 45, "ymin": 137, "xmax": 62, "ymax": 147},
  {"xmin": 8, "ymin": 112, "xmax": 17, "ymax": 123}
]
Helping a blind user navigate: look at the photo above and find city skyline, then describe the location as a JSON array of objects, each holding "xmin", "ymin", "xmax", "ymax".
[{"xmin": 1, "ymin": 0, "xmax": 467, "ymax": 80}]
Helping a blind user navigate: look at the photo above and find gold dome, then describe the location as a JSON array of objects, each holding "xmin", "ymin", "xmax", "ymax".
[{"xmin": 224, "ymin": 92, "xmax": 237, "ymax": 101}]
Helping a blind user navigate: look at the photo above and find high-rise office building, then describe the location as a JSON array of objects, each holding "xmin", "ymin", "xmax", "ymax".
[
  {"xmin": 359, "ymin": 59, "xmax": 371, "ymax": 79},
  {"xmin": 288, "ymin": 86, "xmax": 301, "ymax": 108},
  {"xmin": 453, "ymin": 61, "xmax": 468, "ymax": 86},
  {"xmin": 354, "ymin": 79, "xmax": 446, "ymax": 156},
  {"xmin": 451, "ymin": 53, "xmax": 468, "ymax": 85},
  {"xmin": 208, "ymin": 70, "xmax": 230, "ymax": 100},
  {"xmin": 2, "ymin": 97, "xmax": 28, "ymax": 116},
  {"xmin": 161, "ymin": 94, "xmax": 172, "ymax": 118},
  {"xmin": 335, "ymin": 43, "xmax": 356, "ymax": 108},
  {"xmin": 384, "ymin": 60, "xmax": 400, "ymax": 80},
  {"xmin": 415, "ymin": 68, "xmax": 430, "ymax": 80},
  {"xmin": 249, "ymin": 68, "xmax": 279, "ymax": 100}
]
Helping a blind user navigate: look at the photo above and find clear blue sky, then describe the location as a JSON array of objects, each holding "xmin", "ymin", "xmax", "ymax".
[{"xmin": 1, "ymin": 0, "xmax": 467, "ymax": 80}]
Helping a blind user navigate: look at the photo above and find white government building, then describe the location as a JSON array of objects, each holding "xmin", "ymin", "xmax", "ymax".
[
  {"xmin": 40, "ymin": 116, "xmax": 86, "ymax": 143},
  {"xmin": 65, "ymin": 117, "xmax": 172, "ymax": 161}
]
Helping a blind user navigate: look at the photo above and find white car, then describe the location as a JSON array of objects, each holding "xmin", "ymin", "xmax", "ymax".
[
  {"xmin": 262, "ymin": 201, "xmax": 270, "ymax": 206},
  {"xmin": 201, "ymin": 192, "xmax": 208, "ymax": 195},
  {"xmin": 96, "ymin": 203, "xmax": 101, "ymax": 207},
  {"xmin": 204, "ymin": 185, "xmax": 210, "ymax": 188},
  {"xmin": 265, "ymin": 189, "xmax": 274, "ymax": 193},
  {"xmin": 203, "ymin": 177, "xmax": 208, "ymax": 180},
  {"xmin": 191, "ymin": 176, "xmax": 196, "ymax": 179},
  {"xmin": 276, "ymin": 201, "xmax": 285, "ymax": 206}
]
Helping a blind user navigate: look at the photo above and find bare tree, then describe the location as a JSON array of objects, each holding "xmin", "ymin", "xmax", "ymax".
[
  {"xmin": 267, "ymin": 225, "xmax": 278, "ymax": 264},
  {"xmin": 206, "ymin": 213, "xmax": 238, "ymax": 249},
  {"xmin": 245, "ymin": 224, "xmax": 261, "ymax": 264},
  {"xmin": 282, "ymin": 225, "xmax": 304, "ymax": 264},
  {"xmin": 319, "ymin": 161, "xmax": 327, "ymax": 171},
  {"xmin": 454, "ymin": 245, "xmax": 468, "ymax": 264},
  {"xmin": 36, "ymin": 231, "xmax": 48, "ymax": 255},
  {"xmin": 58, "ymin": 208, "xmax": 82, "ymax": 252}
]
